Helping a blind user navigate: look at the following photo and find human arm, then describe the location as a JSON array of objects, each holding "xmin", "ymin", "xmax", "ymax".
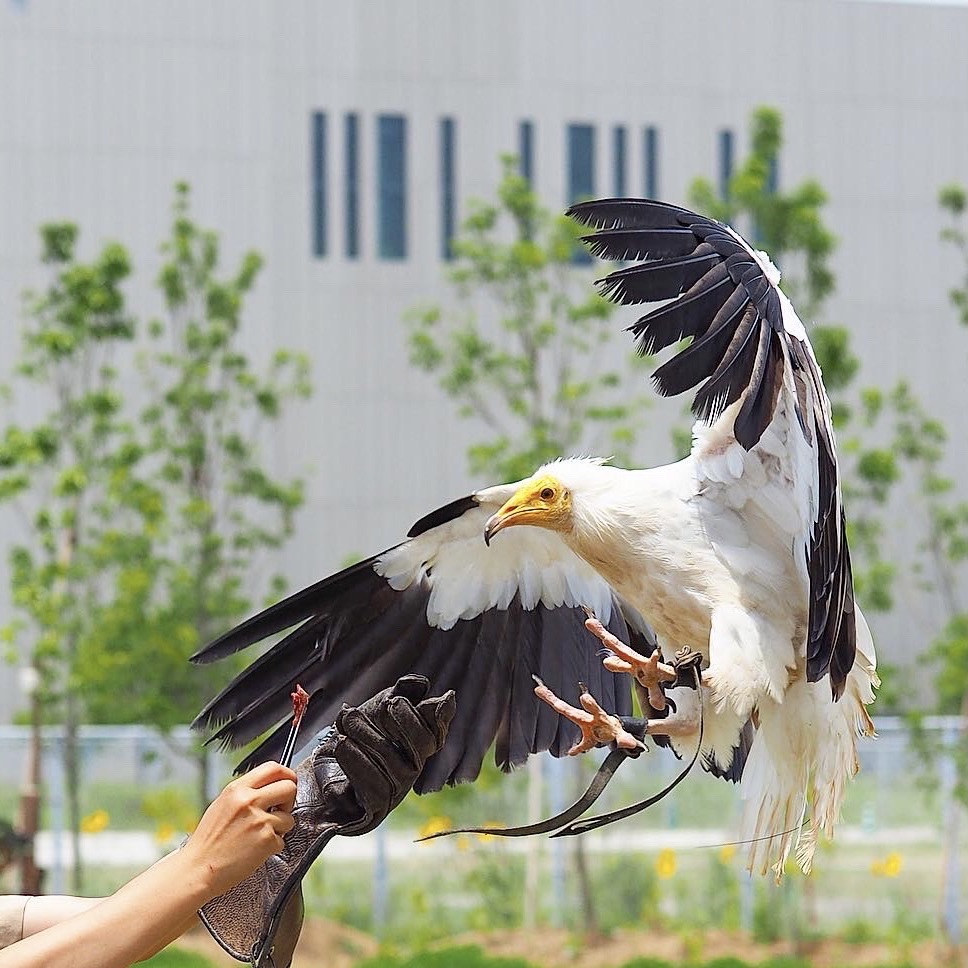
[
  {"xmin": 200, "ymin": 676, "xmax": 456, "ymax": 968},
  {"xmin": 2, "ymin": 880, "xmax": 194, "ymax": 962},
  {"xmin": 0, "ymin": 761, "xmax": 296, "ymax": 968}
]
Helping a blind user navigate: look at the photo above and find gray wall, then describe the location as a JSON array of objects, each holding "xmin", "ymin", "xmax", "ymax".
[{"xmin": 1, "ymin": 0, "xmax": 967, "ymax": 721}]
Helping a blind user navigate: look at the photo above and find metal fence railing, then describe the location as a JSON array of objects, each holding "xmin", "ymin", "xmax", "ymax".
[{"xmin": 0, "ymin": 718, "xmax": 964, "ymax": 942}]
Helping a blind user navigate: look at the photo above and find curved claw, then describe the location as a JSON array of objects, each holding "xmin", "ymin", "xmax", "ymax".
[
  {"xmin": 586, "ymin": 616, "xmax": 677, "ymax": 711},
  {"xmin": 532, "ymin": 676, "xmax": 646, "ymax": 755}
]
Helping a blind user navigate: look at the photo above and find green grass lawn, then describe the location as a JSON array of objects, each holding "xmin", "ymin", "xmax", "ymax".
[{"xmin": 141, "ymin": 948, "xmax": 216, "ymax": 968}]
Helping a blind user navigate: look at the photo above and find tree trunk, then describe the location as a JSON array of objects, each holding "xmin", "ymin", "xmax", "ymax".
[
  {"xmin": 17, "ymin": 671, "xmax": 43, "ymax": 895},
  {"xmin": 64, "ymin": 703, "xmax": 83, "ymax": 893},
  {"xmin": 571, "ymin": 761, "xmax": 600, "ymax": 938},
  {"xmin": 939, "ymin": 698, "xmax": 967, "ymax": 945},
  {"xmin": 572, "ymin": 836, "xmax": 600, "ymax": 938},
  {"xmin": 56, "ymin": 528, "xmax": 84, "ymax": 892},
  {"xmin": 522, "ymin": 758, "xmax": 543, "ymax": 928}
]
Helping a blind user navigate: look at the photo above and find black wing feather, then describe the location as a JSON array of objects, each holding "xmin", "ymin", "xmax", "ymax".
[
  {"xmin": 569, "ymin": 197, "xmax": 701, "ymax": 231},
  {"xmin": 650, "ymin": 286, "xmax": 750, "ymax": 399},
  {"xmin": 597, "ymin": 247, "xmax": 719, "ymax": 306},
  {"xmin": 692, "ymin": 303, "xmax": 761, "ymax": 424},
  {"xmin": 581, "ymin": 227, "xmax": 699, "ymax": 261},
  {"xmin": 626, "ymin": 262, "xmax": 732, "ymax": 355},
  {"xmin": 408, "ymin": 495, "xmax": 480, "ymax": 538},
  {"xmin": 573, "ymin": 198, "xmax": 856, "ymax": 700},
  {"xmin": 705, "ymin": 718, "xmax": 755, "ymax": 783},
  {"xmin": 194, "ymin": 539, "xmax": 636, "ymax": 791}
]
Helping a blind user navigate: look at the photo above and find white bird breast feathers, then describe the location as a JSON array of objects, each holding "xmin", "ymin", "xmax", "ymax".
[{"xmin": 374, "ymin": 505, "xmax": 614, "ymax": 631}]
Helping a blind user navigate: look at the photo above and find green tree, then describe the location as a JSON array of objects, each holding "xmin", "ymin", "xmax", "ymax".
[
  {"xmin": 890, "ymin": 183, "xmax": 968, "ymax": 944},
  {"xmin": 2, "ymin": 187, "xmax": 313, "ymax": 891},
  {"xmin": 407, "ymin": 155, "xmax": 652, "ymax": 934},
  {"xmin": 74, "ymin": 184, "xmax": 311, "ymax": 806},
  {"xmin": 849, "ymin": 187, "xmax": 968, "ymax": 726},
  {"xmin": 689, "ymin": 106, "xmax": 835, "ymax": 321},
  {"xmin": 0, "ymin": 224, "xmax": 155, "ymax": 890},
  {"xmin": 821, "ymin": 183, "xmax": 968, "ymax": 945},
  {"xmin": 689, "ymin": 106, "xmax": 899, "ymax": 637},
  {"xmin": 408, "ymin": 154, "xmax": 650, "ymax": 483},
  {"xmin": 881, "ymin": 185, "xmax": 968, "ymax": 730}
]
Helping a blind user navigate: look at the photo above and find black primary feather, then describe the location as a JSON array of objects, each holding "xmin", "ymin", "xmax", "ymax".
[
  {"xmin": 568, "ymin": 197, "xmax": 696, "ymax": 231},
  {"xmin": 192, "ymin": 490, "xmax": 639, "ymax": 791},
  {"xmin": 581, "ymin": 226, "xmax": 699, "ymax": 261},
  {"xmin": 575, "ymin": 197, "xmax": 856, "ymax": 701},
  {"xmin": 650, "ymin": 286, "xmax": 750, "ymax": 398},
  {"xmin": 597, "ymin": 247, "xmax": 719, "ymax": 306},
  {"xmin": 626, "ymin": 261, "xmax": 732, "ymax": 355},
  {"xmin": 691, "ymin": 304, "xmax": 761, "ymax": 424}
]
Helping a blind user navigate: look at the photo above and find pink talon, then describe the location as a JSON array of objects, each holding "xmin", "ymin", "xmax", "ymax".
[{"xmin": 533, "ymin": 675, "xmax": 644, "ymax": 754}]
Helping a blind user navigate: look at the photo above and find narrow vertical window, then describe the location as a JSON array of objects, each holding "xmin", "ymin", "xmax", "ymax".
[
  {"xmin": 567, "ymin": 124, "xmax": 595, "ymax": 263},
  {"xmin": 377, "ymin": 114, "xmax": 407, "ymax": 260},
  {"xmin": 519, "ymin": 120, "xmax": 534, "ymax": 185},
  {"xmin": 344, "ymin": 113, "xmax": 359, "ymax": 259},
  {"xmin": 567, "ymin": 123, "xmax": 595, "ymax": 203},
  {"xmin": 643, "ymin": 125, "xmax": 659, "ymax": 199},
  {"xmin": 440, "ymin": 117, "xmax": 457, "ymax": 260},
  {"xmin": 612, "ymin": 125, "xmax": 627, "ymax": 197},
  {"xmin": 311, "ymin": 111, "xmax": 327, "ymax": 258},
  {"xmin": 718, "ymin": 128, "xmax": 734, "ymax": 201}
]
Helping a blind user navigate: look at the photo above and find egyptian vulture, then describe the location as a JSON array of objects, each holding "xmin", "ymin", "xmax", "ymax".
[{"xmin": 192, "ymin": 198, "xmax": 878, "ymax": 876}]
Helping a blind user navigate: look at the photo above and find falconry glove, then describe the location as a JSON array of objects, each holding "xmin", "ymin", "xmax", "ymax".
[{"xmin": 198, "ymin": 675, "xmax": 456, "ymax": 968}]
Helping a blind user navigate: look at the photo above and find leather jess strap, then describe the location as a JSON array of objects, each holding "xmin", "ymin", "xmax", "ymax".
[{"xmin": 419, "ymin": 649, "xmax": 705, "ymax": 843}]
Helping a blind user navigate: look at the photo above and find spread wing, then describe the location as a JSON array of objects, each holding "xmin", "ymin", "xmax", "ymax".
[
  {"xmin": 191, "ymin": 482, "xmax": 641, "ymax": 792},
  {"xmin": 569, "ymin": 198, "xmax": 855, "ymax": 698}
]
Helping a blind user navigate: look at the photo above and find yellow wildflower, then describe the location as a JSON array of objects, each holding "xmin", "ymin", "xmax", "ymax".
[
  {"xmin": 871, "ymin": 852, "xmax": 903, "ymax": 877},
  {"xmin": 416, "ymin": 815, "xmax": 452, "ymax": 843},
  {"xmin": 656, "ymin": 848, "xmax": 677, "ymax": 879},
  {"xmin": 80, "ymin": 809, "xmax": 109, "ymax": 834},
  {"xmin": 155, "ymin": 822, "xmax": 176, "ymax": 844}
]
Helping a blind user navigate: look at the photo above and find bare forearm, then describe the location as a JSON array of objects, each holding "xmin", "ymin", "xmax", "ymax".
[
  {"xmin": 19, "ymin": 896, "xmax": 101, "ymax": 938},
  {"xmin": 0, "ymin": 762, "xmax": 297, "ymax": 968},
  {"xmin": 0, "ymin": 852, "xmax": 209, "ymax": 968}
]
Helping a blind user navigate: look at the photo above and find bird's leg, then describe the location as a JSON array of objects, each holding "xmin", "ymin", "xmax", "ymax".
[
  {"xmin": 582, "ymin": 614, "xmax": 706, "ymax": 740},
  {"xmin": 635, "ymin": 704, "xmax": 702, "ymax": 738},
  {"xmin": 583, "ymin": 614, "xmax": 678, "ymax": 711},
  {"xmin": 532, "ymin": 677, "xmax": 646, "ymax": 755}
]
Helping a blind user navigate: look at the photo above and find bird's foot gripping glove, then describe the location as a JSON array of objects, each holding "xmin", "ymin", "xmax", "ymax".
[{"xmin": 199, "ymin": 676, "xmax": 456, "ymax": 968}]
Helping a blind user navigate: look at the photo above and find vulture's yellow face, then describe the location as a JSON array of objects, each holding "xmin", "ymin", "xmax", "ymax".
[{"xmin": 483, "ymin": 475, "xmax": 573, "ymax": 545}]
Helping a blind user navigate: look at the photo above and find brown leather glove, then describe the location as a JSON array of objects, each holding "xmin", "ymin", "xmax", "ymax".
[{"xmin": 198, "ymin": 676, "xmax": 456, "ymax": 968}]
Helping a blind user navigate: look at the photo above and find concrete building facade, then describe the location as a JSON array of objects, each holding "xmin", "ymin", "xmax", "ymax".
[{"xmin": 1, "ymin": 0, "xmax": 968, "ymax": 721}]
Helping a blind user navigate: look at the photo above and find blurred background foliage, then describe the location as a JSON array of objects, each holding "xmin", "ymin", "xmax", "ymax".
[{"xmin": 3, "ymin": 104, "xmax": 968, "ymax": 963}]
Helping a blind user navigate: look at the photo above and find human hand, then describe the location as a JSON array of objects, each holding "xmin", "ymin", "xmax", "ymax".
[
  {"xmin": 183, "ymin": 761, "xmax": 297, "ymax": 899},
  {"xmin": 198, "ymin": 677, "xmax": 455, "ymax": 967}
]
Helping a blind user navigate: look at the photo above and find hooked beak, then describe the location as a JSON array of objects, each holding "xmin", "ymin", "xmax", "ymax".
[
  {"xmin": 483, "ymin": 513, "xmax": 506, "ymax": 547},
  {"xmin": 483, "ymin": 504, "xmax": 538, "ymax": 546},
  {"xmin": 483, "ymin": 478, "xmax": 562, "ymax": 546}
]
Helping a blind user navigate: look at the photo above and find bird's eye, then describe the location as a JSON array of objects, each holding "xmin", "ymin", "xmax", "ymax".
[{"xmin": 540, "ymin": 487, "xmax": 556, "ymax": 501}]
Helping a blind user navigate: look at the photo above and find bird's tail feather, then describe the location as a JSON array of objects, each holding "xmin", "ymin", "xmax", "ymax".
[
  {"xmin": 739, "ymin": 707, "xmax": 808, "ymax": 879},
  {"xmin": 741, "ymin": 610, "xmax": 877, "ymax": 878}
]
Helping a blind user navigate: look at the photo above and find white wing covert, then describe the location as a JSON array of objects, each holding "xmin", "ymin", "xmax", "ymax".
[{"xmin": 190, "ymin": 484, "xmax": 638, "ymax": 791}]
